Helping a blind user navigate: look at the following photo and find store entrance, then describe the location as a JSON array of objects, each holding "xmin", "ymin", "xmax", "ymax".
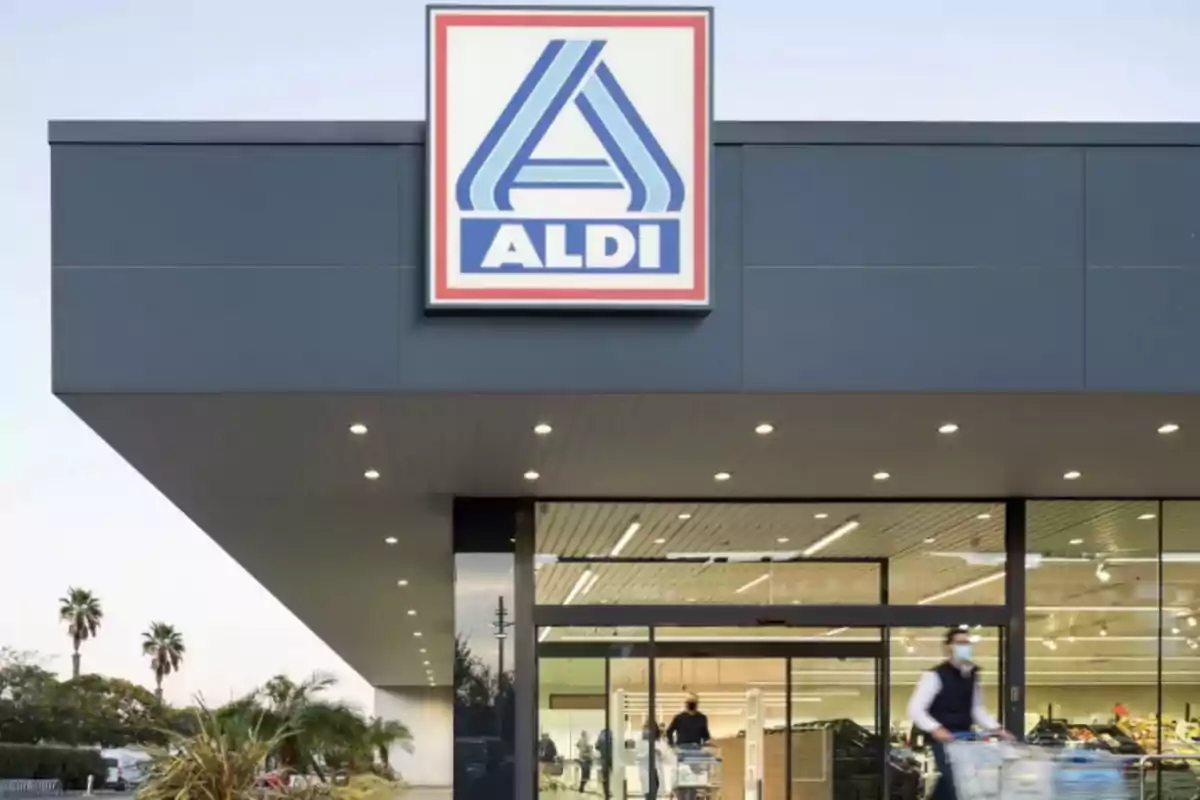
[{"xmin": 536, "ymin": 633, "xmax": 894, "ymax": 800}]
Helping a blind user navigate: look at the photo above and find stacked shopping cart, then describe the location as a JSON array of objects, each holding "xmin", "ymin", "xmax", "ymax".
[
  {"xmin": 947, "ymin": 739, "xmax": 1131, "ymax": 800},
  {"xmin": 673, "ymin": 746, "xmax": 722, "ymax": 799}
]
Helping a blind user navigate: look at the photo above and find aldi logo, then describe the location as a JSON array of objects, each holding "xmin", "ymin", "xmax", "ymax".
[{"xmin": 427, "ymin": 5, "xmax": 713, "ymax": 309}]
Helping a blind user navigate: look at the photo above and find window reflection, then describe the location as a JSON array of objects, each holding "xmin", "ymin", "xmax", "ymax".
[{"xmin": 454, "ymin": 553, "xmax": 515, "ymax": 800}]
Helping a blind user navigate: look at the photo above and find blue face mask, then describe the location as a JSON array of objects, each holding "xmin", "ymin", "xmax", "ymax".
[{"xmin": 953, "ymin": 644, "xmax": 974, "ymax": 662}]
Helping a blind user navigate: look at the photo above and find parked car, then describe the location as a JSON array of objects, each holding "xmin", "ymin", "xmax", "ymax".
[{"xmin": 101, "ymin": 748, "xmax": 151, "ymax": 790}]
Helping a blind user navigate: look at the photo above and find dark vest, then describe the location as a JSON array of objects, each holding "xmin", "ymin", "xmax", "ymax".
[{"xmin": 928, "ymin": 661, "xmax": 978, "ymax": 733}]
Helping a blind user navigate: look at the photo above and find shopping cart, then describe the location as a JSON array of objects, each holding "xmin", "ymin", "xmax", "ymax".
[
  {"xmin": 672, "ymin": 746, "xmax": 722, "ymax": 799},
  {"xmin": 945, "ymin": 737, "xmax": 1132, "ymax": 800}
]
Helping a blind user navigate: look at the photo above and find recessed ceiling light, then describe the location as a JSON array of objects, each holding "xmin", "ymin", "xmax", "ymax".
[
  {"xmin": 397, "ymin": 579, "xmax": 409, "ymax": 587},
  {"xmin": 534, "ymin": 423, "xmax": 553, "ymax": 435},
  {"xmin": 423, "ymin": 660, "xmax": 430, "ymax": 666},
  {"xmin": 653, "ymin": 537, "xmax": 667, "ymax": 544},
  {"xmin": 814, "ymin": 512, "xmax": 829, "ymax": 520},
  {"xmin": 677, "ymin": 513, "xmax": 692, "ymax": 520},
  {"xmin": 685, "ymin": 597, "xmax": 697, "ymax": 603},
  {"xmin": 523, "ymin": 470, "xmax": 540, "ymax": 481},
  {"xmin": 1063, "ymin": 470, "xmax": 1082, "ymax": 481},
  {"xmin": 364, "ymin": 469, "xmax": 381, "ymax": 480},
  {"xmin": 1138, "ymin": 513, "xmax": 1156, "ymax": 521},
  {"xmin": 755, "ymin": 423, "xmax": 775, "ymax": 435},
  {"xmin": 385, "ymin": 536, "xmax": 398, "ymax": 545},
  {"xmin": 777, "ymin": 537, "xmax": 790, "ymax": 543},
  {"xmin": 1159, "ymin": 423, "xmax": 1181, "ymax": 434},
  {"xmin": 976, "ymin": 513, "xmax": 991, "ymax": 520},
  {"xmin": 1069, "ymin": 538, "xmax": 1084, "ymax": 545},
  {"xmin": 419, "ymin": 648, "xmax": 427, "ymax": 654},
  {"xmin": 938, "ymin": 422, "xmax": 960, "ymax": 434},
  {"xmin": 714, "ymin": 472, "xmax": 731, "ymax": 482},
  {"xmin": 349, "ymin": 423, "xmax": 368, "ymax": 435},
  {"xmin": 924, "ymin": 537, "xmax": 936, "ymax": 544},
  {"xmin": 407, "ymin": 609, "xmax": 417, "ymax": 616},
  {"xmin": 413, "ymin": 631, "xmax": 423, "ymax": 637},
  {"xmin": 873, "ymin": 471, "xmax": 891, "ymax": 482}
]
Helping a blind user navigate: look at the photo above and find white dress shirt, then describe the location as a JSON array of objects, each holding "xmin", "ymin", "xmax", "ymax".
[{"xmin": 907, "ymin": 664, "xmax": 1000, "ymax": 734}]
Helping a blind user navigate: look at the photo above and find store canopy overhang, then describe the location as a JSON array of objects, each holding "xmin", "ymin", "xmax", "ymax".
[{"xmin": 56, "ymin": 391, "xmax": 1200, "ymax": 687}]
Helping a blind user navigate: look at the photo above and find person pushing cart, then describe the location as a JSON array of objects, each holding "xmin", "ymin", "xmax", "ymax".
[{"xmin": 908, "ymin": 627, "xmax": 1014, "ymax": 800}]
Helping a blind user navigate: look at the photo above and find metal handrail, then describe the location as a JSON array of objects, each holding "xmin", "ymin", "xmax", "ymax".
[{"xmin": 1137, "ymin": 753, "xmax": 1200, "ymax": 800}]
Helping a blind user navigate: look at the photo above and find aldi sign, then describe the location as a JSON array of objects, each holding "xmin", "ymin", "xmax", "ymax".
[{"xmin": 426, "ymin": 5, "xmax": 713, "ymax": 310}]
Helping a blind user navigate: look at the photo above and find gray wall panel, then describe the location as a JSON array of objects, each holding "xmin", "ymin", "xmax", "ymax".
[
  {"xmin": 49, "ymin": 124, "xmax": 1200, "ymax": 395},
  {"xmin": 392, "ymin": 148, "xmax": 744, "ymax": 392},
  {"xmin": 53, "ymin": 267, "xmax": 401, "ymax": 391},
  {"xmin": 742, "ymin": 267, "xmax": 1084, "ymax": 391},
  {"xmin": 52, "ymin": 145, "xmax": 405, "ymax": 267},
  {"xmin": 1086, "ymin": 268, "xmax": 1200, "ymax": 391},
  {"xmin": 1086, "ymin": 148, "xmax": 1200, "ymax": 268},
  {"xmin": 741, "ymin": 145, "xmax": 1083, "ymax": 268}
]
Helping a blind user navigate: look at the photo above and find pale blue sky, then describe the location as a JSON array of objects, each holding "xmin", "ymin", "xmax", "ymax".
[{"xmin": 1, "ymin": 0, "xmax": 1197, "ymax": 708}]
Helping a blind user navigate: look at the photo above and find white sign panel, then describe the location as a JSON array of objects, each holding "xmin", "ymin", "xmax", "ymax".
[{"xmin": 427, "ymin": 5, "xmax": 713, "ymax": 310}]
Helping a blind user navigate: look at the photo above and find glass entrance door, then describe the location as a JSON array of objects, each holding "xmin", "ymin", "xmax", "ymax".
[{"xmin": 536, "ymin": 631, "xmax": 889, "ymax": 800}]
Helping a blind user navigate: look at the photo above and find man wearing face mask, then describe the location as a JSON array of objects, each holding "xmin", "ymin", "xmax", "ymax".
[{"xmin": 908, "ymin": 628, "xmax": 1014, "ymax": 800}]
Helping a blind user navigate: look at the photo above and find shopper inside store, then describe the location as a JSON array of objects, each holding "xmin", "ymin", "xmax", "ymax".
[{"xmin": 908, "ymin": 627, "xmax": 1013, "ymax": 799}]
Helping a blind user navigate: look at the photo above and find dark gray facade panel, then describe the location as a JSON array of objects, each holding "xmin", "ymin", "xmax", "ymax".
[
  {"xmin": 1085, "ymin": 268, "xmax": 1200, "ymax": 391},
  {"xmin": 741, "ymin": 145, "xmax": 1084, "ymax": 268},
  {"xmin": 1085, "ymin": 148, "xmax": 1200, "ymax": 268},
  {"xmin": 392, "ymin": 148, "xmax": 744, "ymax": 392},
  {"xmin": 52, "ymin": 145, "xmax": 406, "ymax": 267},
  {"xmin": 741, "ymin": 266, "xmax": 1084, "ymax": 391},
  {"xmin": 53, "ymin": 267, "xmax": 401, "ymax": 391},
  {"xmin": 396, "ymin": 145, "xmax": 426, "ymax": 269}
]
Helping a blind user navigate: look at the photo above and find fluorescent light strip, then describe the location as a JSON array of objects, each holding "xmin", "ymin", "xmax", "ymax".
[
  {"xmin": 802, "ymin": 519, "xmax": 861, "ymax": 557},
  {"xmin": 610, "ymin": 520, "xmax": 642, "ymax": 557},
  {"xmin": 538, "ymin": 627, "xmax": 553, "ymax": 643},
  {"xmin": 735, "ymin": 573, "xmax": 771, "ymax": 594},
  {"xmin": 1112, "ymin": 554, "xmax": 1200, "ymax": 564},
  {"xmin": 580, "ymin": 571, "xmax": 600, "ymax": 597},
  {"xmin": 918, "ymin": 571, "xmax": 1005, "ymax": 604},
  {"xmin": 562, "ymin": 570, "xmax": 594, "ymax": 606}
]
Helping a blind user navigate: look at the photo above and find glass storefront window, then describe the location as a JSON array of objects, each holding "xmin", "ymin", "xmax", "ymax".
[
  {"xmin": 536, "ymin": 560, "xmax": 882, "ymax": 605},
  {"xmin": 1163, "ymin": 502, "xmax": 1200, "ymax": 764},
  {"xmin": 1026, "ymin": 501, "xmax": 1162, "ymax": 757},
  {"xmin": 536, "ymin": 501, "xmax": 1005, "ymax": 606}
]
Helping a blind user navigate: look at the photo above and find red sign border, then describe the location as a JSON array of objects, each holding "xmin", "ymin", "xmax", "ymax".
[{"xmin": 429, "ymin": 9, "xmax": 711, "ymax": 307}]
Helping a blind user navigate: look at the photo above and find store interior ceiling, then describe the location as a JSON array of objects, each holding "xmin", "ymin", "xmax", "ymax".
[{"xmin": 59, "ymin": 391, "xmax": 1200, "ymax": 687}]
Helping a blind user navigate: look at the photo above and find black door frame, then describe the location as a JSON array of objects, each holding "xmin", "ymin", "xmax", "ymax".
[{"xmin": 536, "ymin": 635, "xmax": 889, "ymax": 800}]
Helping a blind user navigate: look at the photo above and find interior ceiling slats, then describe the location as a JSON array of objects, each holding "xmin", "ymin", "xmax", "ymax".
[{"xmin": 536, "ymin": 501, "xmax": 1200, "ymax": 670}]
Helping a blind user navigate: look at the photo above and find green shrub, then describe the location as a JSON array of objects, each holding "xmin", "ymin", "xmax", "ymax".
[{"xmin": 0, "ymin": 743, "xmax": 107, "ymax": 789}]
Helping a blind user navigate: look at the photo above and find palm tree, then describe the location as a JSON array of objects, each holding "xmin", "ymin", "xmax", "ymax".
[
  {"xmin": 365, "ymin": 717, "xmax": 412, "ymax": 769},
  {"xmin": 58, "ymin": 587, "xmax": 102, "ymax": 678},
  {"xmin": 141, "ymin": 622, "xmax": 185, "ymax": 702},
  {"xmin": 219, "ymin": 673, "xmax": 379, "ymax": 778}
]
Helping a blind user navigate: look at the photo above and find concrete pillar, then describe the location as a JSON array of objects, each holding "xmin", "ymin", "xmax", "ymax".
[{"xmin": 373, "ymin": 686, "xmax": 454, "ymax": 788}]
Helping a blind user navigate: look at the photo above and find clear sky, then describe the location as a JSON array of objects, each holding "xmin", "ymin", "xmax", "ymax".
[{"xmin": 1, "ymin": 0, "xmax": 1197, "ymax": 709}]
